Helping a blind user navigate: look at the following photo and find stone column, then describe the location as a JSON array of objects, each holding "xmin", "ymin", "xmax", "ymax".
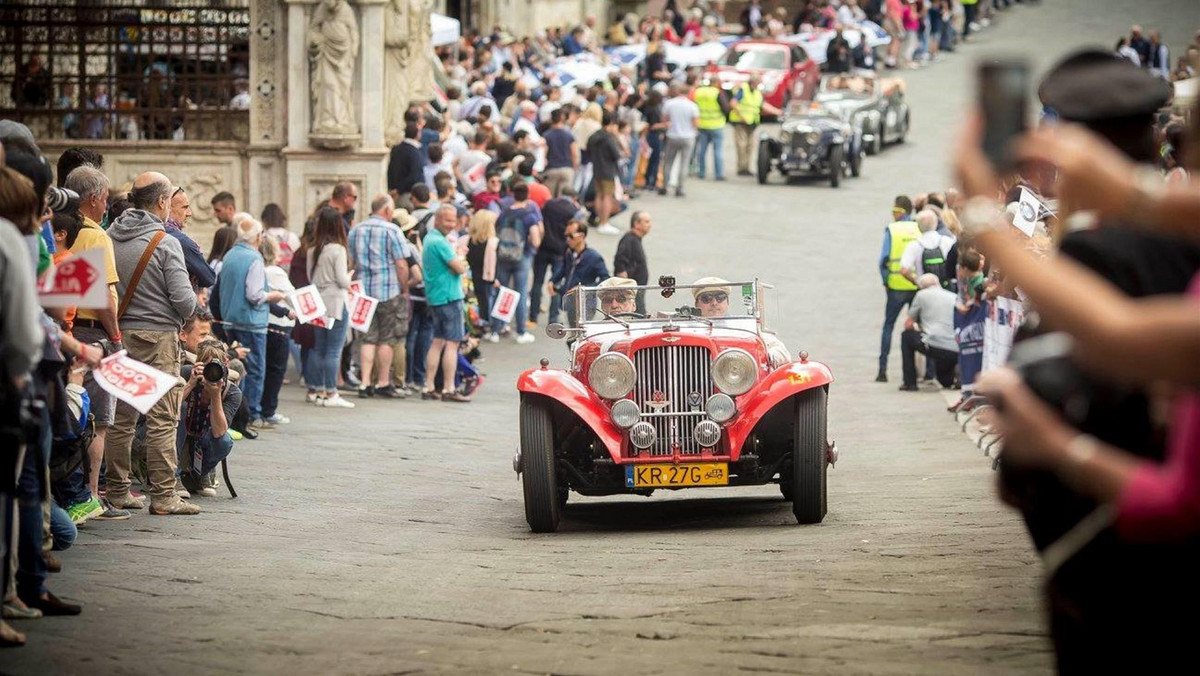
[
  {"xmin": 283, "ymin": 0, "xmax": 315, "ymax": 151},
  {"xmin": 357, "ymin": 0, "xmax": 387, "ymax": 151}
]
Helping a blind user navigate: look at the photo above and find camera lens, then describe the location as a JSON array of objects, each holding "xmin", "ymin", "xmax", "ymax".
[{"xmin": 202, "ymin": 360, "xmax": 227, "ymax": 384}]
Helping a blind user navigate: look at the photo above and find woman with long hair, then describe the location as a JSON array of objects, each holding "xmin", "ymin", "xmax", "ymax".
[
  {"xmin": 288, "ymin": 210, "xmax": 320, "ymax": 386},
  {"xmin": 206, "ymin": 226, "xmax": 237, "ymax": 275},
  {"xmin": 304, "ymin": 206, "xmax": 354, "ymax": 408},
  {"xmin": 466, "ymin": 210, "xmax": 499, "ymax": 339}
]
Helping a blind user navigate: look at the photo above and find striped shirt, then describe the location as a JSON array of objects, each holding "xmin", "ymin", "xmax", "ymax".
[{"xmin": 347, "ymin": 216, "xmax": 406, "ymax": 301}]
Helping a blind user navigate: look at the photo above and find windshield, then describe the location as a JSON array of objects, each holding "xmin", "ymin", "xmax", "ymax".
[
  {"xmin": 563, "ymin": 281, "xmax": 761, "ymax": 329},
  {"xmin": 720, "ymin": 46, "xmax": 787, "ymax": 71},
  {"xmin": 820, "ymin": 75, "xmax": 875, "ymax": 97}
]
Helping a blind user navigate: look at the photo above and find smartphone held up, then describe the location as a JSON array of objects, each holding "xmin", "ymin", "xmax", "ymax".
[{"xmin": 978, "ymin": 58, "xmax": 1031, "ymax": 173}]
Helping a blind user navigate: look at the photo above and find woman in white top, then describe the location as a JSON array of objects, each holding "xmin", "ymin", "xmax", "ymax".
[
  {"xmin": 258, "ymin": 236, "xmax": 297, "ymax": 423},
  {"xmin": 261, "ymin": 203, "xmax": 300, "ymax": 269},
  {"xmin": 304, "ymin": 206, "xmax": 354, "ymax": 408}
]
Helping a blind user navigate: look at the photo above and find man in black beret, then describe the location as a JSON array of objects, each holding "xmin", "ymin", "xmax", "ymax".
[{"xmin": 1002, "ymin": 49, "xmax": 1200, "ymax": 671}]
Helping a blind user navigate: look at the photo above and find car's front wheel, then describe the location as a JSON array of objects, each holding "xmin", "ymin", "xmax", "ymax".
[
  {"xmin": 828, "ymin": 145, "xmax": 843, "ymax": 188},
  {"xmin": 521, "ymin": 398, "xmax": 561, "ymax": 532},
  {"xmin": 791, "ymin": 388, "xmax": 828, "ymax": 524},
  {"xmin": 757, "ymin": 142, "xmax": 771, "ymax": 185},
  {"xmin": 850, "ymin": 144, "xmax": 863, "ymax": 178}
]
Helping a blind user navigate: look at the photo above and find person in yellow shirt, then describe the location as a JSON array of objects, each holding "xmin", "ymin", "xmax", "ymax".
[
  {"xmin": 728, "ymin": 74, "xmax": 782, "ymax": 176},
  {"xmin": 63, "ymin": 165, "xmax": 127, "ymax": 519},
  {"xmin": 692, "ymin": 78, "xmax": 731, "ymax": 181}
]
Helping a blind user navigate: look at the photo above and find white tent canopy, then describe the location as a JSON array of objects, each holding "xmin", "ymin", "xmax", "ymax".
[{"xmin": 431, "ymin": 13, "xmax": 460, "ymax": 47}]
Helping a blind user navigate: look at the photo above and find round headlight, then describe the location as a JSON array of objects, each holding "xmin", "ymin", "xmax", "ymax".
[
  {"xmin": 629, "ymin": 421, "xmax": 657, "ymax": 450},
  {"xmin": 611, "ymin": 399, "xmax": 640, "ymax": 429},
  {"xmin": 705, "ymin": 393, "xmax": 737, "ymax": 423},
  {"xmin": 805, "ymin": 131, "xmax": 821, "ymax": 145},
  {"xmin": 588, "ymin": 352, "xmax": 635, "ymax": 400},
  {"xmin": 712, "ymin": 348, "xmax": 758, "ymax": 396},
  {"xmin": 693, "ymin": 420, "xmax": 722, "ymax": 448}
]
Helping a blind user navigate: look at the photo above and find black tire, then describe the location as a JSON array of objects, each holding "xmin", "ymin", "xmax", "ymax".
[
  {"xmin": 521, "ymin": 398, "xmax": 561, "ymax": 532},
  {"xmin": 779, "ymin": 479, "xmax": 794, "ymax": 501},
  {"xmin": 792, "ymin": 388, "xmax": 828, "ymax": 524},
  {"xmin": 757, "ymin": 142, "xmax": 771, "ymax": 185},
  {"xmin": 850, "ymin": 144, "xmax": 862, "ymax": 178},
  {"xmin": 868, "ymin": 124, "xmax": 882, "ymax": 155},
  {"xmin": 898, "ymin": 112, "xmax": 910, "ymax": 144},
  {"xmin": 828, "ymin": 145, "xmax": 843, "ymax": 188}
]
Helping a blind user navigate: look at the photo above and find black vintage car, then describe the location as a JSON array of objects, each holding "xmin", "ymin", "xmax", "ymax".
[
  {"xmin": 813, "ymin": 72, "xmax": 910, "ymax": 156},
  {"xmin": 757, "ymin": 103, "xmax": 864, "ymax": 188}
]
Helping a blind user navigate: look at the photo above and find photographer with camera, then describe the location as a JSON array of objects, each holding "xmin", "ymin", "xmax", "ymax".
[{"xmin": 177, "ymin": 341, "xmax": 238, "ymax": 496}]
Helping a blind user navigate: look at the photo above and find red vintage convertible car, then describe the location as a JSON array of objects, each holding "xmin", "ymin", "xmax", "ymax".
[
  {"xmin": 515, "ymin": 278, "xmax": 836, "ymax": 532},
  {"xmin": 706, "ymin": 39, "xmax": 822, "ymax": 115}
]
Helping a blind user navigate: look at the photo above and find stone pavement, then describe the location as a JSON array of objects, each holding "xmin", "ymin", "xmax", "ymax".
[{"xmin": 6, "ymin": 1, "xmax": 1197, "ymax": 673}]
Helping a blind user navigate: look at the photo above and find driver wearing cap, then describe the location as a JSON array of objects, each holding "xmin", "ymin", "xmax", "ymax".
[
  {"xmin": 692, "ymin": 277, "xmax": 731, "ymax": 317},
  {"xmin": 596, "ymin": 276, "xmax": 638, "ymax": 316}
]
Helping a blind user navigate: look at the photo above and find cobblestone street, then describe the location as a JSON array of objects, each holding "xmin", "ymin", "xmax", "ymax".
[{"xmin": 6, "ymin": 1, "xmax": 1197, "ymax": 673}]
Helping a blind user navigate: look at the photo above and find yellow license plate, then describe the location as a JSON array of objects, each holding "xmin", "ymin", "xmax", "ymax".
[{"xmin": 625, "ymin": 463, "xmax": 729, "ymax": 488}]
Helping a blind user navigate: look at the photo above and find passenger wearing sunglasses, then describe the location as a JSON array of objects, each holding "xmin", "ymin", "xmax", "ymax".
[{"xmin": 691, "ymin": 277, "xmax": 731, "ymax": 318}]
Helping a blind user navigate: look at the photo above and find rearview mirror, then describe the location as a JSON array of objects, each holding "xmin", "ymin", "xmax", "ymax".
[{"xmin": 546, "ymin": 323, "xmax": 569, "ymax": 340}]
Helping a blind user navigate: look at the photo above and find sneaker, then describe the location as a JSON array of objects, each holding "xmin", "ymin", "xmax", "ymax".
[
  {"xmin": 175, "ymin": 478, "xmax": 191, "ymax": 500},
  {"xmin": 91, "ymin": 498, "xmax": 131, "ymax": 521},
  {"xmin": 514, "ymin": 332, "xmax": 536, "ymax": 345},
  {"xmin": 305, "ymin": 390, "xmax": 319, "ymax": 404},
  {"xmin": 526, "ymin": 320, "xmax": 538, "ymax": 331},
  {"xmin": 898, "ymin": 383, "xmax": 919, "ymax": 392},
  {"xmin": 460, "ymin": 375, "xmax": 485, "ymax": 397},
  {"xmin": 874, "ymin": 371, "xmax": 888, "ymax": 383},
  {"xmin": 150, "ymin": 498, "xmax": 201, "ymax": 516},
  {"xmin": 484, "ymin": 332, "xmax": 499, "ymax": 344},
  {"xmin": 323, "ymin": 394, "xmax": 355, "ymax": 408},
  {"xmin": 107, "ymin": 494, "xmax": 146, "ymax": 510},
  {"xmin": 441, "ymin": 391, "xmax": 472, "ymax": 403},
  {"xmin": 248, "ymin": 418, "xmax": 276, "ymax": 431},
  {"xmin": 358, "ymin": 385, "xmax": 376, "ymax": 399},
  {"xmin": 265, "ymin": 413, "xmax": 290, "ymax": 424},
  {"xmin": 342, "ymin": 370, "xmax": 362, "ymax": 388},
  {"xmin": 229, "ymin": 429, "xmax": 244, "ymax": 441},
  {"xmin": 595, "ymin": 223, "xmax": 620, "ymax": 235},
  {"xmin": 65, "ymin": 497, "xmax": 104, "ymax": 525},
  {"xmin": 374, "ymin": 385, "xmax": 405, "ymax": 399}
]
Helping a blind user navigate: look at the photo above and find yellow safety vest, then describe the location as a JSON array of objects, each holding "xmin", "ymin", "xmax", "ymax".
[
  {"xmin": 730, "ymin": 84, "xmax": 763, "ymax": 125},
  {"xmin": 694, "ymin": 85, "xmax": 726, "ymax": 130},
  {"xmin": 886, "ymin": 220, "xmax": 920, "ymax": 291}
]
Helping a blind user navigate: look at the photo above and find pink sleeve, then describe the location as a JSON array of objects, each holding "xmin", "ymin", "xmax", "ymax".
[
  {"xmin": 1115, "ymin": 273, "xmax": 1200, "ymax": 542},
  {"xmin": 1115, "ymin": 394, "xmax": 1200, "ymax": 542},
  {"xmin": 483, "ymin": 237, "xmax": 498, "ymax": 282}
]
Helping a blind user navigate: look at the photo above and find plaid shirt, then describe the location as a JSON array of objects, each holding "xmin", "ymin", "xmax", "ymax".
[{"xmin": 348, "ymin": 216, "xmax": 406, "ymax": 301}]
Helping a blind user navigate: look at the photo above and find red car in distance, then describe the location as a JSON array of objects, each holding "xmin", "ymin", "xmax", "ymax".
[{"xmin": 706, "ymin": 40, "xmax": 822, "ymax": 117}]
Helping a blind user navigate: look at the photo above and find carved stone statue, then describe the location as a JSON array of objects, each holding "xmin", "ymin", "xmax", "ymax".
[
  {"xmin": 407, "ymin": 0, "xmax": 434, "ymax": 103},
  {"xmin": 308, "ymin": 0, "xmax": 360, "ymax": 147},
  {"xmin": 383, "ymin": 0, "xmax": 411, "ymax": 146}
]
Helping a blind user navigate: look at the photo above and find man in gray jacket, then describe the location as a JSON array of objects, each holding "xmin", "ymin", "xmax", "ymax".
[
  {"xmin": 105, "ymin": 171, "xmax": 200, "ymax": 515},
  {"xmin": 899, "ymin": 273, "xmax": 959, "ymax": 392}
]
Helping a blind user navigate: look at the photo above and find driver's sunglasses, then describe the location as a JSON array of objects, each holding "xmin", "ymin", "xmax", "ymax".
[
  {"xmin": 697, "ymin": 292, "xmax": 728, "ymax": 304},
  {"xmin": 603, "ymin": 293, "xmax": 633, "ymax": 303}
]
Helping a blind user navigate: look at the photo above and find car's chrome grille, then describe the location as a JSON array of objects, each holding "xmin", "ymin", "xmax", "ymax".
[{"xmin": 632, "ymin": 346, "xmax": 712, "ymax": 456}]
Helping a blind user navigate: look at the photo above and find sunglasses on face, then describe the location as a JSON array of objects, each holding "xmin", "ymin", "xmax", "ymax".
[
  {"xmin": 697, "ymin": 292, "xmax": 727, "ymax": 304},
  {"xmin": 602, "ymin": 293, "xmax": 632, "ymax": 304}
]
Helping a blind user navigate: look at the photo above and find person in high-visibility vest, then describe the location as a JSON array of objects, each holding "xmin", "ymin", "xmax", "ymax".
[
  {"xmin": 728, "ymin": 74, "xmax": 782, "ymax": 176},
  {"xmin": 692, "ymin": 78, "xmax": 730, "ymax": 181},
  {"xmin": 876, "ymin": 195, "xmax": 920, "ymax": 382}
]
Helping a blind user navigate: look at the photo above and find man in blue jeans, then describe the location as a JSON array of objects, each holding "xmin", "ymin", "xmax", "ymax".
[
  {"xmin": 492, "ymin": 182, "xmax": 544, "ymax": 344},
  {"xmin": 876, "ymin": 196, "xmax": 920, "ymax": 382},
  {"xmin": 218, "ymin": 217, "xmax": 286, "ymax": 429}
]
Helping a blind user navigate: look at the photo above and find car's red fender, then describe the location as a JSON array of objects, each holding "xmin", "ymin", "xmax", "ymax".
[
  {"xmin": 725, "ymin": 360, "xmax": 834, "ymax": 457},
  {"xmin": 517, "ymin": 367, "xmax": 623, "ymax": 458}
]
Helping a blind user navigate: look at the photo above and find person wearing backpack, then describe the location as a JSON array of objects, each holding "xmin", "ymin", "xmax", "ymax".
[
  {"xmin": 491, "ymin": 181, "xmax": 543, "ymax": 344},
  {"xmin": 899, "ymin": 209, "xmax": 956, "ymax": 290}
]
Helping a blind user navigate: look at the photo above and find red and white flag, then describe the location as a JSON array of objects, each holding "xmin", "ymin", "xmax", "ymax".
[
  {"xmin": 289, "ymin": 285, "xmax": 328, "ymax": 325},
  {"xmin": 39, "ymin": 248, "xmax": 109, "ymax": 309},
  {"xmin": 490, "ymin": 286, "xmax": 520, "ymax": 324},
  {"xmin": 347, "ymin": 292, "xmax": 379, "ymax": 333},
  {"xmin": 93, "ymin": 351, "xmax": 180, "ymax": 414}
]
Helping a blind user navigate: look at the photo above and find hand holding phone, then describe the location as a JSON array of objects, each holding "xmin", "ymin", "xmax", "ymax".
[{"xmin": 978, "ymin": 59, "xmax": 1030, "ymax": 173}]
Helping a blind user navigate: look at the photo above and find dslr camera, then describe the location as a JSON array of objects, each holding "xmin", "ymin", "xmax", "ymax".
[
  {"xmin": 46, "ymin": 185, "xmax": 80, "ymax": 214},
  {"xmin": 201, "ymin": 359, "xmax": 228, "ymax": 384}
]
